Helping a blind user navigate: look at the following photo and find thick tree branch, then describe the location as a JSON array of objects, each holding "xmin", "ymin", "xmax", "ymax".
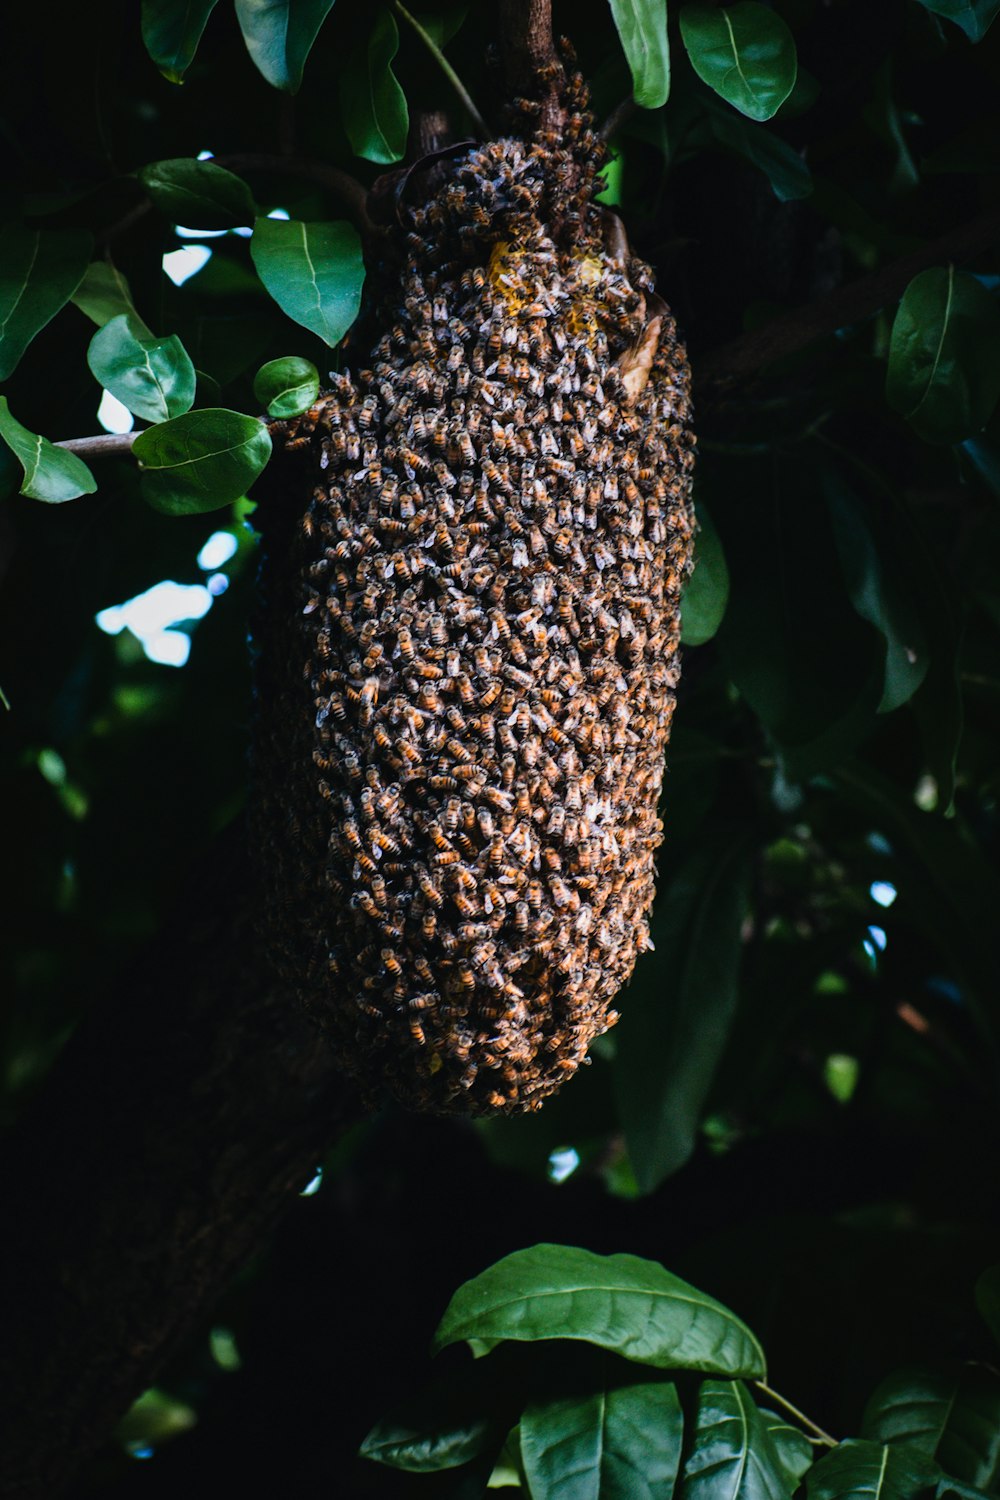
[
  {"xmin": 498, "ymin": 0, "xmax": 563, "ymax": 127},
  {"xmin": 696, "ymin": 206, "xmax": 1000, "ymax": 390},
  {"xmin": 0, "ymin": 823, "xmax": 363, "ymax": 1499}
]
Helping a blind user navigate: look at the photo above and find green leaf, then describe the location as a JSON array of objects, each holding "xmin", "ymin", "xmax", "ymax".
[
  {"xmin": 806, "ymin": 1439, "xmax": 939, "ymax": 1500},
  {"xmin": 976, "ymin": 1267, "xmax": 1000, "ymax": 1353},
  {"xmin": 421, "ymin": 7, "xmax": 467, "ymax": 47},
  {"xmin": 0, "ymin": 397, "xmax": 96, "ymax": 504},
  {"xmin": 341, "ymin": 8, "xmax": 409, "ymax": 165},
  {"xmin": 615, "ymin": 837, "xmax": 750, "ymax": 1193},
  {"xmin": 681, "ymin": 1381, "xmax": 791, "ymax": 1500},
  {"xmin": 680, "ymin": 4, "xmax": 797, "ymax": 122},
  {"xmin": 71, "ymin": 262, "xmax": 151, "ymax": 335},
  {"xmin": 681, "ymin": 500, "xmax": 729, "ymax": 645},
  {"xmin": 133, "ymin": 407, "xmax": 272, "ymax": 514},
  {"xmin": 253, "ymin": 356, "xmax": 320, "ymax": 417},
  {"xmin": 250, "ymin": 217, "xmax": 364, "ymax": 346},
  {"xmin": 886, "ymin": 268, "xmax": 1000, "ymax": 445},
  {"xmin": 822, "ymin": 471, "xmax": 929, "ymax": 713},
  {"xmin": 139, "ymin": 159, "xmax": 256, "ymax": 230},
  {"xmin": 432, "ymin": 1245, "xmax": 766, "ymax": 1378},
  {"xmin": 759, "ymin": 1412, "xmax": 815, "ymax": 1489},
  {"xmin": 521, "ymin": 1374, "xmax": 684, "ymax": 1500},
  {"xmin": 360, "ymin": 1368, "xmax": 504, "ymax": 1474},
  {"xmin": 703, "ymin": 97, "xmax": 812, "ymax": 201},
  {"xmin": 141, "ymin": 0, "xmax": 221, "ymax": 81},
  {"xmin": 913, "ymin": 0, "xmax": 1000, "ymax": 42},
  {"xmin": 609, "ymin": 0, "xmax": 671, "ymax": 110},
  {"xmin": 87, "ymin": 315, "xmax": 196, "ymax": 423},
  {"xmin": 234, "ymin": 0, "xmax": 338, "ymax": 91},
  {"xmin": 0, "ymin": 226, "xmax": 93, "ymax": 381},
  {"xmin": 862, "ymin": 1365, "xmax": 1000, "ymax": 1491}
]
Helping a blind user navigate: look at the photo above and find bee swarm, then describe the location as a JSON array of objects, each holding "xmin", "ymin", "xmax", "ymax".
[{"xmin": 251, "ymin": 71, "xmax": 695, "ymax": 1116}]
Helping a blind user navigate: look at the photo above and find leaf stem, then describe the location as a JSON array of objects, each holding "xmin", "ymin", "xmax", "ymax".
[
  {"xmin": 54, "ymin": 434, "xmax": 138, "ymax": 458},
  {"xmin": 753, "ymin": 1380, "xmax": 837, "ymax": 1448},
  {"xmin": 392, "ymin": 0, "xmax": 489, "ymax": 138}
]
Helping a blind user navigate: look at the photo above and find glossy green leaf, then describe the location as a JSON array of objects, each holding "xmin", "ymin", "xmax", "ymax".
[
  {"xmin": 759, "ymin": 1412, "xmax": 815, "ymax": 1489},
  {"xmin": 139, "ymin": 159, "xmax": 256, "ymax": 229},
  {"xmin": 341, "ymin": 8, "xmax": 409, "ymax": 165},
  {"xmin": 823, "ymin": 471, "xmax": 928, "ymax": 713},
  {"xmin": 703, "ymin": 97, "xmax": 812, "ymax": 200},
  {"xmin": 71, "ymin": 262, "xmax": 151, "ymax": 335},
  {"xmin": 886, "ymin": 267, "xmax": 1000, "ymax": 445},
  {"xmin": 141, "ymin": 0, "xmax": 221, "ymax": 81},
  {"xmin": 87, "ymin": 315, "xmax": 196, "ymax": 423},
  {"xmin": 360, "ymin": 1368, "xmax": 503, "ymax": 1473},
  {"xmin": 0, "ymin": 397, "xmax": 96, "ymax": 504},
  {"xmin": 609, "ymin": 0, "xmax": 670, "ymax": 110},
  {"xmin": 680, "ymin": 4, "xmax": 797, "ymax": 122},
  {"xmin": 0, "ymin": 227, "xmax": 92, "ymax": 380},
  {"xmin": 681, "ymin": 500, "xmax": 729, "ymax": 645},
  {"xmin": 432, "ymin": 1245, "xmax": 766, "ymax": 1377},
  {"xmin": 133, "ymin": 407, "xmax": 272, "ymax": 514},
  {"xmin": 234, "ymin": 0, "xmax": 338, "ymax": 91},
  {"xmin": 807, "ymin": 1439, "xmax": 939, "ymax": 1500},
  {"xmin": 913, "ymin": 0, "xmax": 1000, "ymax": 42},
  {"xmin": 976, "ymin": 1267, "xmax": 1000, "ymax": 1353},
  {"xmin": 862, "ymin": 1365, "xmax": 1000, "ymax": 1490},
  {"xmin": 681, "ymin": 1381, "xmax": 791, "ymax": 1500},
  {"xmin": 250, "ymin": 217, "xmax": 364, "ymax": 346},
  {"xmin": 253, "ymin": 356, "xmax": 320, "ymax": 417},
  {"xmin": 521, "ymin": 1375, "xmax": 683, "ymax": 1500},
  {"xmin": 615, "ymin": 837, "xmax": 750, "ymax": 1192}
]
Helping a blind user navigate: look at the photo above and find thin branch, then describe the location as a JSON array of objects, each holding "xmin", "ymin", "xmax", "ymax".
[
  {"xmin": 599, "ymin": 95, "xmax": 638, "ymax": 142},
  {"xmin": 215, "ymin": 154, "xmax": 375, "ymax": 234},
  {"xmin": 696, "ymin": 206, "xmax": 1000, "ymax": 390},
  {"xmin": 54, "ymin": 433, "xmax": 137, "ymax": 458},
  {"xmin": 393, "ymin": 0, "xmax": 489, "ymax": 138},
  {"xmin": 753, "ymin": 1380, "xmax": 838, "ymax": 1448}
]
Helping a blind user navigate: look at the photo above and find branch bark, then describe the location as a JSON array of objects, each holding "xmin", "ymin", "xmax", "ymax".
[
  {"xmin": 696, "ymin": 206, "xmax": 1000, "ymax": 390},
  {"xmin": 54, "ymin": 432, "xmax": 137, "ymax": 457},
  {"xmin": 0, "ymin": 823, "xmax": 362, "ymax": 1499},
  {"xmin": 498, "ymin": 0, "xmax": 563, "ymax": 127}
]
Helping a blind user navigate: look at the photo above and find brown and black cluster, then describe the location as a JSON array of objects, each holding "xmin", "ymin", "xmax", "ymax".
[{"xmin": 251, "ymin": 71, "xmax": 696, "ymax": 1116}]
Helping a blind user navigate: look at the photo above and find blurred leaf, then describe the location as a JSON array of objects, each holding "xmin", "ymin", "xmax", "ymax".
[
  {"xmin": 759, "ymin": 1413, "xmax": 815, "ymax": 1488},
  {"xmin": 0, "ymin": 226, "xmax": 92, "ymax": 380},
  {"xmin": 615, "ymin": 837, "xmax": 750, "ymax": 1193},
  {"xmin": 913, "ymin": 1, "xmax": 1000, "ymax": 41},
  {"xmin": 976, "ymin": 1268, "xmax": 1000, "ymax": 1353},
  {"xmin": 250, "ymin": 217, "xmax": 364, "ymax": 345},
  {"xmin": 360, "ymin": 1365, "xmax": 505, "ymax": 1473},
  {"xmin": 521, "ymin": 1373, "xmax": 683, "ymax": 1500},
  {"xmin": 432, "ymin": 1245, "xmax": 766, "ymax": 1377},
  {"xmin": 115, "ymin": 1387, "xmax": 196, "ymax": 1449},
  {"xmin": 681, "ymin": 499, "xmax": 729, "ymax": 645},
  {"xmin": 133, "ymin": 407, "xmax": 271, "ymax": 514},
  {"xmin": 139, "ymin": 159, "xmax": 256, "ymax": 229},
  {"xmin": 253, "ymin": 355, "xmax": 320, "ymax": 417},
  {"xmin": 886, "ymin": 268, "xmax": 1000, "ymax": 445},
  {"xmin": 823, "ymin": 471, "xmax": 929, "ymax": 713},
  {"xmin": 681, "ymin": 1381, "xmax": 791, "ymax": 1500},
  {"xmin": 680, "ymin": 4, "xmax": 797, "ymax": 122},
  {"xmin": 609, "ymin": 0, "xmax": 670, "ymax": 110},
  {"xmin": 807, "ymin": 1440, "xmax": 939, "ymax": 1500},
  {"xmin": 0, "ymin": 397, "xmax": 96, "ymax": 503},
  {"xmin": 141, "ymin": 0, "xmax": 221, "ymax": 81},
  {"xmin": 234, "ymin": 0, "xmax": 338, "ymax": 91},
  {"xmin": 71, "ymin": 262, "xmax": 151, "ymax": 334},
  {"xmin": 862, "ymin": 1365, "xmax": 1000, "ymax": 1491},
  {"xmin": 341, "ymin": 8, "xmax": 409, "ymax": 165},
  {"xmin": 703, "ymin": 96, "xmax": 812, "ymax": 200},
  {"xmin": 87, "ymin": 315, "xmax": 196, "ymax": 423}
]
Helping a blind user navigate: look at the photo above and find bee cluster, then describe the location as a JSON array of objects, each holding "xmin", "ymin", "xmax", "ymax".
[{"xmin": 252, "ymin": 72, "xmax": 695, "ymax": 1115}]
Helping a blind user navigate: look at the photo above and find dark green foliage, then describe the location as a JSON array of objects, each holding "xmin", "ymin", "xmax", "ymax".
[{"xmin": 1, "ymin": 0, "xmax": 999, "ymax": 1494}]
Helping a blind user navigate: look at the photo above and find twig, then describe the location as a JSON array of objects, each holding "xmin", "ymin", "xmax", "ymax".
[
  {"xmin": 54, "ymin": 433, "xmax": 137, "ymax": 458},
  {"xmin": 753, "ymin": 1380, "xmax": 838, "ymax": 1448},
  {"xmin": 697, "ymin": 206, "xmax": 1000, "ymax": 390},
  {"xmin": 392, "ymin": 0, "xmax": 489, "ymax": 138},
  {"xmin": 599, "ymin": 95, "xmax": 638, "ymax": 141},
  {"xmin": 215, "ymin": 154, "xmax": 375, "ymax": 234}
]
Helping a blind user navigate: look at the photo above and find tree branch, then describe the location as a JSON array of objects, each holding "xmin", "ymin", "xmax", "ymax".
[
  {"xmin": 215, "ymin": 154, "xmax": 375, "ymax": 235},
  {"xmin": 54, "ymin": 432, "xmax": 137, "ymax": 458},
  {"xmin": 498, "ymin": 0, "xmax": 563, "ymax": 127},
  {"xmin": 696, "ymin": 206, "xmax": 1000, "ymax": 390},
  {"xmin": 0, "ymin": 823, "xmax": 362, "ymax": 1499}
]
